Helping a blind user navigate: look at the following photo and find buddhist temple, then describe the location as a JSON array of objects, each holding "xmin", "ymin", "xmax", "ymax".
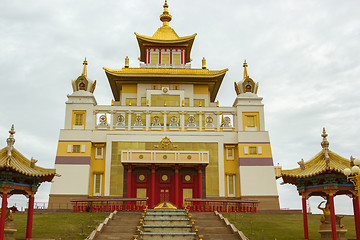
[{"xmin": 49, "ymin": 1, "xmax": 279, "ymax": 210}]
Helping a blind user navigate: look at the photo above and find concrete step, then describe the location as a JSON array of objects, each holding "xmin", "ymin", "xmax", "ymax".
[{"xmin": 94, "ymin": 212, "xmax": 141, "ymax": 240}]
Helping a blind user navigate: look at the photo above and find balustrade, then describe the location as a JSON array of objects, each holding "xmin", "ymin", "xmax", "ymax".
[{"xmin": 93, "ymin": 107, "xmax": 236, "ymax": 132}]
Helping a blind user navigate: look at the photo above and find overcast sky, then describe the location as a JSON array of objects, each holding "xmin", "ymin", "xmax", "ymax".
[{"xmin": 1, "ymin": 0, "xmax": 359, "ymax": 214}]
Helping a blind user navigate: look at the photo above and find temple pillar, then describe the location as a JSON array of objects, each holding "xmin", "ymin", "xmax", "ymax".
[
  {"xmin": 0, "ymin": 191, "xmax": 8, "ymax": 240},
  {"xmin": 26, "ymin": 193, "xmax": 35, "ymax": 239},
  {"xmin": 127, "ymin": 165, "xmax": 132, "ymax": 198},
  {"xmin": 301, "ymin": 194, "xmax": 309, "ymax": 240},
  {"xmin": 174, "ymin": 165, "xmax": 179, "ymax": 207},
  {"xmin": 151, "ymin": 165, "xmax": 156, "ymax": 208},
  {"xmin": 353, "ymin": 196, "xmax": 360, "ymax": 239},
  {"xmin": 198, "ymin": 166, "xmax": 202, "ymax": 199},
  {"xmin": 328, "ymin": 194, "xmax": 337, "ymax": 240}
]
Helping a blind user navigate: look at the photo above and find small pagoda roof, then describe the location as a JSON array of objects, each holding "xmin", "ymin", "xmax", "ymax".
[
  {"xmin": 0, "ymin": 125, "xmax": 56, "ymax": 183},
  {"xmin": 104, "ymin": 67, "xmax": 228, "ymax": 102},
  {"xmin": 281, "ymin": 128, "xmax": 351, "ymax": 183},
  {"xmin": 135, "ymin": 1, "xmax": 196, "ymax": 64}
]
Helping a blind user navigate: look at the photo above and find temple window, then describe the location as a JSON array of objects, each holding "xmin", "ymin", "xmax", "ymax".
[
  {"xmin": 184, "ymin": 98, "xmax": 190, "ymax": 107},
  {"xmin": 172, "ymin": 84, "xmax": 179, "ymax": 90},
  {"xmin": 162, "ymin": 53, "xmax": 170, "ymax": 65},
  {"xmin": 95, "ymin": 147, "xmax": 103, "ymax": 159},
  {"xmin": 247, "ymin": 116, "xmax": 255, "ymax": 127},
  {"xmin": 94, "ymin": 173, "xmax": 102, "ymax": 196},
  {"xmin": 249, "ymin": 146, "xmax": 257, "ymax": 155},
  {"xmin": 72, "ymin": 145, "xmax": 80, "ymax": 153},
  {"xmin": 227, "ymin": 174, "xmax": 235, "ymax": 197},
  {"xmin": 151, "ymin": 95, "xmax": 180, "ymax": 107},
  {"xmin": 226, "ymin": 148, "xmax": 235, "ymax": 160},
  {"xmin": 72, "ymin": 110, "xmax": 86, "ymax": 129},
  {"xmin": 141, "ymin": 97, "xmax": 147, "ymax": 106},
  {"xmin": 150, "ymin": 53, "xmax": 159, "ymax": 65},
  {"xmin": 173, "ymin": 54, "xmax": 181, "ymax": 65}
]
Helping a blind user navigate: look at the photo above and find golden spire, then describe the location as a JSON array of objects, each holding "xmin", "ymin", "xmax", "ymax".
[
  {"xmin": 160, "ymin": 0, "xmax": 172, "ymax": 26},
  {"xmin": 202, "ymin": 57, "xmax": 206, "ymax": 69},
  {"xmin": 243, "ymin": 59, "xmax": 249, "ymax": 78},
  {"xmin": 125, "ymin": 56, "xmax": 129, "ymax": 68},
  {"xmin": 82, "ymin": 58, "xmax": 88, "ymax": 76},
  {"xmin": 321, "ymin": 127, "xmax": 329, "ymax": 150},
  {"xmin": 6, "ymin": 124, "xmax": 15, "ymax": 164}
]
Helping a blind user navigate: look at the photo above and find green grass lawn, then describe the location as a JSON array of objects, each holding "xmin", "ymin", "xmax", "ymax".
[
  {"xmin": 12, "ymin": 212, "xmax": 108, "ymax": 240},
  {"xmin": 223, "ymin": 212, "xmax": 356, "ymax": 240}
]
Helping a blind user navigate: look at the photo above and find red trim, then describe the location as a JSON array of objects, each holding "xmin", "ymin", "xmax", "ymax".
[
  {"xmin": 181, "ymin": 50, "xmax": 184, "ymax": 64},
  {"xmin": 353, "ymin": 196, "xmax": 360, "ymax": 239},
  {"xmin": 174, "ymin": 165, "xmax": 179, "ymax": 207},
  {"xmin": 302, "ymin": 196, "xmax": 309, "ymax": 240},
  {"xmin": 198, "ymin": 167, "xmax": 202, "ymax": 198},
  {"xmin": 158, "ymin": 49, "xmax": 161, "ymax": 64},
  {"xmin": 26, "ymin": 195, "xmax": 35, "ymax": 239},
  {"xmin": 151, "ymin": 165, "xmax": 155, "ymax": 208},
  {"xmin": 147, "ymin": 48, "xmax": 150, "ymax": 64},
  {"xmin": 170, "ymin": 49, "xmax": 173, "ymax": 65},
  {"xmin": 0, "ymin": 192, "xmax": 8, "ymax": 239},
  {"xmin": 127, "ymin": 166, "xmax": 132, "ymax": 198},
  {"xmin": 329, "ymin": 195, "xmax": 337, "ymax": 240}
]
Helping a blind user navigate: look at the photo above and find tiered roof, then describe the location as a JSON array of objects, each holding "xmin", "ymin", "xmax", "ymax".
[{"xmin": 0, "ymin": 125, "xmax": 56, "ymax": 183}]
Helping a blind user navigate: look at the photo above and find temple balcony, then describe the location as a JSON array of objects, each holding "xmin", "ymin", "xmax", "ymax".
[
  {"xmin": 140, "ymin": 63, "xmax": 191, "ymax": 69},
  {"xmin": 93, "ymin": 106, "xmax": 236, "ymax": 132}
]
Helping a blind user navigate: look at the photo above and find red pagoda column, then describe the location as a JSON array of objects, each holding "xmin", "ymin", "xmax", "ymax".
[
  {"xmin": 301, "ymin": 194, "xmax": 309, "ymax": 240},
  {"xmin": 198, "ymin": 166, "xmax": 202, "ymax": 199},
  {"xmin": 174, "ymin": 165, "xmax": 179, "ymax": 207},
  {"xmin": 151, "ymin": 164, "xmax": 156, "ymax": 208},
  {"xmin": 26, "ymin": 193, "xmax": 35, "ymax": 239},
  {"xmin": 127, "ymin": 165, "xmax": 132, "ymax": 198},
  {"xmin": 0, "ymin": 190, "xmax": 9, "ymax": 240},
  {"xmin": 353, "ymin": 196, "xmax": 360, "ymax": 239},
  {"xmin": 328, "ymin": 193, "xmax": 337, "ymax": 240}
]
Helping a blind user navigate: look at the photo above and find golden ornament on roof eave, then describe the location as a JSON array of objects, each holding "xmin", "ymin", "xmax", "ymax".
[{"xmin": 71, "ymin": 58, "xmax": 96, "ymax": 93}]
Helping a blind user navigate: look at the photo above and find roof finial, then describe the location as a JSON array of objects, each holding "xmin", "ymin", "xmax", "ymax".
[
  {"xmin": 160, "ymin": 0, "xmax": 172, "ymax": 26},
  {"xmin": 321, "ymin": 127, "xmax": 329, "ymax": 150},
  {"xmin": 243, "ymin": 59, "xmax": 249, "ymax": 78},
  {"xmin": 6, "ymin": 124, "xmax": 16, "ymax": 164},
  {"xmin": 82, "ymin": 58, "xmax": 88, "ymax": 76}
]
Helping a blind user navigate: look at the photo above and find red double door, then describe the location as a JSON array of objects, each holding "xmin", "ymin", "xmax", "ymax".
[{"xmin": 128, "ymin": 166, "xmax": 200, "ymax": 207}]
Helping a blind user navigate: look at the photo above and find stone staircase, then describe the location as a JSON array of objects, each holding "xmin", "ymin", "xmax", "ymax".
[
  {"xmin": 138, "ymin": 208, "xmax": 197, "ymax": 240},
  {"xmin": 94, "ymin": 212, "xmax": 141, "ymax": 240},
  {"xmin": 91, "ymin": 209, "xmax": 243, "ymax": 240},
  {"xmin": 191, "ymin": 212, "xmax": 240, "ymax": 240}
]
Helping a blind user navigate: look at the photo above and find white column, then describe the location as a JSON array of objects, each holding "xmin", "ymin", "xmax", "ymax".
[
  {"xmin": 163, "ymin": 111, "xmax": 167, "ymax": 131},
  {"xmin": 146, "ymin": 111, "xmax": 150, "ymax": 131},
  {"xmin": 199, "ymin": 112, "xmax": 203, "ymax": 131},
  {"xmin": 180, "ymin": 112, "xmax": 185, "ymax": 131},
  {"xmin": 127, "ymin": 111, "xmax": 132, "ymax": 131},
  {"xmin": 216, "ymin": 113, "xmax": 221, "ymax": 132}
]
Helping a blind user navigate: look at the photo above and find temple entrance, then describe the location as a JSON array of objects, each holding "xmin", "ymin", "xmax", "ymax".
[
  {"xmin": 160, "ymin": 188, "xmax": 170, "ymax": 202},
  {"xmin": 126, "ymin": 164, "xmax": 205, "ymax": 208}
]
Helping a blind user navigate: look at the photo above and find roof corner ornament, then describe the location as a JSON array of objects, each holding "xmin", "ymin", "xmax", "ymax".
[
  {"xmin": 6, "ymin": 124, "xmax": 16, "ymax": 166},
  {"xmin": 160, "ymin": 0, "xmax": 172, "ymax": 26},
  {"xmin": 321, "ymin": 127, "xmax": 330, "ymax": 168},
  {"xmin": 297, "ymin": 158, "xmax": 305, "ymax": 170},
  {"xmin": 82, "ymin": 57, "xmax": 88, "ymax": 76},
  {"xmin": 243, "ymin": 59, "xmax": 249, "ymax": 79},
  {"xmin": 350, "ymin": 155, "xmax": 355, "ymax": 167},
  {"xmin": 30, "ymin": 157, "xmax": 38, "ymax": 168}
]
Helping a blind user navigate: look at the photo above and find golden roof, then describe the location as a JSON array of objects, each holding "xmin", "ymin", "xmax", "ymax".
[
  {"xmin": 0, "ymin": 125, "xmax": 56, "ymax": 182},
  {"xmin": 281, "ymin": 128, "xmax": 351, "ymax": 179},
  {"xmin": 104, "ymin": 67, "xmax": 228, "ymax": 102},
  {"xmin": 281, "ymin": 150, "xmax": 351, "ymax": 178},
  {"xmin": 0, "ymin": 148, "xmax": 56, "ymax": 180},
  {"xmin": 135, "ymin": 1, "xmax": 196, "ymax": 63}
]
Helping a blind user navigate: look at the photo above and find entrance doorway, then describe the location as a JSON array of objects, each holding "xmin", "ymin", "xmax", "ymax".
[{"xmin": 160, "ymin": 188, "xmax": 170, "ymax": 202}]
